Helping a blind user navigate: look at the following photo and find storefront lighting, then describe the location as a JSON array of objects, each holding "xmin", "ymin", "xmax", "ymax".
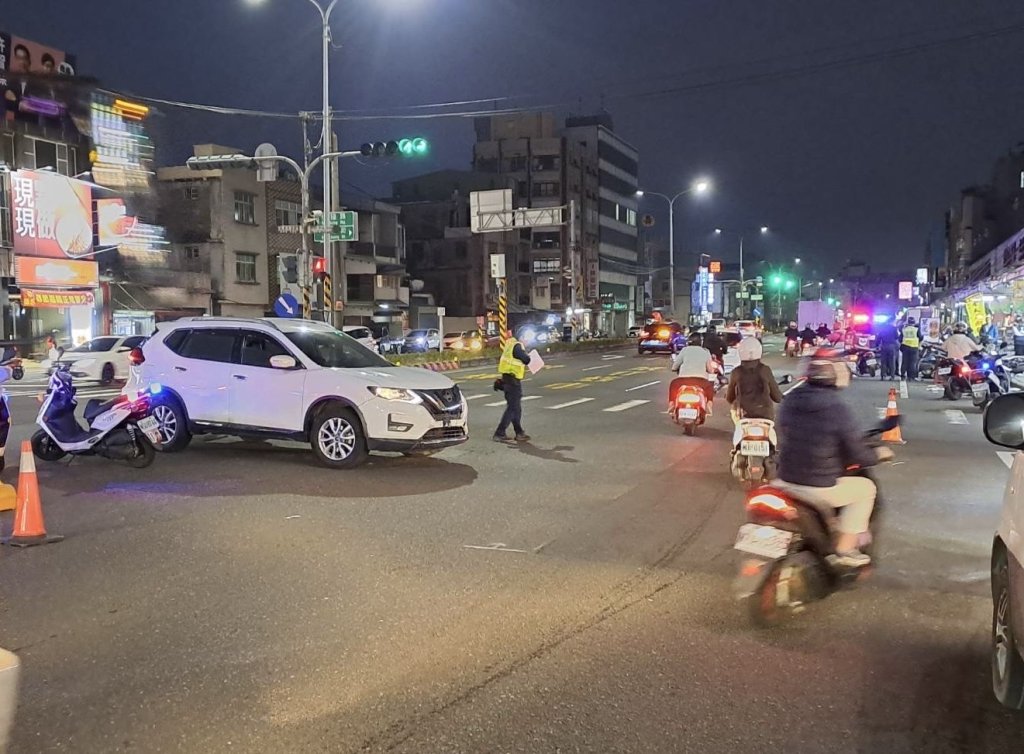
[{"xmin": 114, "ymin": 99, "xmax": 150, "ymax": 121}]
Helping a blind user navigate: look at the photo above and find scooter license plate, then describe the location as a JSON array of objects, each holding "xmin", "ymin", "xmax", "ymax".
[
  {"xmin": 677, "ymin": 408, "xmax": 699, "ymax": 420},
  {"xmin": 740, "ymin": 440, "xmax": 770, "ymax": 456},
  {"xmin": 866, "ymin": 359, "xmax": 878, "ymax": 367},
  {"xmin": 137, "ymin": 416, "xmax": 161, "ymax": 444},
  {"xmin": 938, "ymin": 367, "xmax": 952, "ymax": 376},
  {"xmin": 735, "ymin": 524, "xmax": 793, "ymax": 559},
  {"xmin": 972, "ymin": 384, "xmax": 988, "ymax": 397}
]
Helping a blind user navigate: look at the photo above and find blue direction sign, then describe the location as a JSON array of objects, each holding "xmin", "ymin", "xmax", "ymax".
[{"xmin": 274, "ymin": 292, "xmax": 299, "ymax": 318}]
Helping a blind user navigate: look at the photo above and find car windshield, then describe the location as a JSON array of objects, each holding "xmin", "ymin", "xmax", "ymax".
[
  {"xmin": 70, "ymin": 337, "xmax": 119, "ymax": 353},
  {"xmin": 286, "ymin": 330, "xmax": 393, "ymax": 369}
]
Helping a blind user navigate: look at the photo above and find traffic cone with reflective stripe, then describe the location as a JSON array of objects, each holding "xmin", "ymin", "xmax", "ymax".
[
  {"xmin": 881, "ymin": 387, "xmax": 905, "ymax": 445},
  {"xmin": 3, "ymin": 441, "xmax": 62, "ymax": 547}
]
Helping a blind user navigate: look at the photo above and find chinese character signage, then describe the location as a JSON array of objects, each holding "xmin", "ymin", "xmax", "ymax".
[
  {"xmin": 16, "ymin": 256, "xmax": 98, "ymax": 288},
  {"xmin": 709, "ymin": 261, "xmax": 722, "ymax": 274},
  {"xmin": 11, "ymin": 171, "xmax": 93, "ymax": 259},
  {"xmin": 21, "ymin": 289, "xmax": 95, "ymax": 309},
  {"xmin": 89, "ymin": 91, "xmax": 154, "ymax": 191},
  {"xmin": 897, "ymin": 281, "xmax": 913, "ymax": 300},
  {"xmin": 97, "ymin": 198, "xmax": 168, "ymax": 253}
]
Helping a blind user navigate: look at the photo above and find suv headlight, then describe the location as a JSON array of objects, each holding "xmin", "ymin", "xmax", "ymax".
[{"xmin": 368, "ymin": 386, "xmax": 422, "ymax": 404}]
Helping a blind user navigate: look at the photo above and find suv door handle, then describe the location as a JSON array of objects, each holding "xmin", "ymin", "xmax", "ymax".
[
  {"xmin": 174, "ymin": 366, "xmax": 187, "ymax": 372},
  {"xmin": 233, "ymin": 374, "xmax": 247, "ymax": 381}
]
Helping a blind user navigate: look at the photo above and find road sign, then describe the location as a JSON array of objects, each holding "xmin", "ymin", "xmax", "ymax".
[
  {"xmin": 750, "ymin": 294, "xmax": 764, "ymax": 301},
  {"xmin": 274, "ymin": 292, "xmax": 299, "ymax": 318},
  {"xmin": 710, "ymin": 261, "xmax": 722, "ymax": 274},
  {"xmin": 490, "ymin": 254, "xmax": 506, "ymax": 279},
  {"xmin": 313, "ymin": 210, "xmax": 358, "ymax": 243},
  {"xmin": 277, "ymin": 225, "xmax": 303, "ymax": 234}
]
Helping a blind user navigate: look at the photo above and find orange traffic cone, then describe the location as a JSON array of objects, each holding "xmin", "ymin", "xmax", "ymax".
[
  {"xmin": 881, "ymin": 387, "xmax": 906, "ymax": 445},
  {"xmin": 3, "ymin": 441, "xmax": 63, "ymax": 547}
]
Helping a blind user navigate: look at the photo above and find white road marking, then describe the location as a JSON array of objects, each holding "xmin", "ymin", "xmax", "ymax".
[
  {"xmin": 998, "ymin": 452, "xmax": 1016, "ymax": 469},
  {"xmin": 547, "ymin": 398, "xmax": 595, "ymax": 410},
  {"xmin": 485, "ymin": 400, "xmax": 506, "ymax": 407},
  {"xmin": 462, "ymin": 543, "xmax": 529, "ymax": 554},
  {"xmin": 582, "ymin": 365, "xmax": 612, "ymax": 371},
  {"xmin": 601, "ymin": 354, "xmax": 625, "ymax": 360},
  {"xmin": 783, "ymin": 379, "xmax": 805, "ymax": 396},
  {"xmin": 465, "ymin": 394, "xmax": 489, "ymax": 401},
  {"xmin": 522, "ymin": 395, "xmax": 541, "ymax": 401},
  {"xmin": 626, "ymin": 380, "xmax": 661, "ymax": 392},
  {"xmin": 944, "ymin": 409, "xmax": 968, "ymax": 425},
  {"xmin": 604, "ymin": 399, "xmax": 650, "ymax": 413},
  {"xmin": 899, "ymin": 380, "xmax": 909, "ymax": 399}
]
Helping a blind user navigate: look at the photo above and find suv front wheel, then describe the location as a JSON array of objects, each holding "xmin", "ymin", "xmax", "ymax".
[{"xmin": 311, "ymin": 405, "xmax": 368, "ymax": 469}]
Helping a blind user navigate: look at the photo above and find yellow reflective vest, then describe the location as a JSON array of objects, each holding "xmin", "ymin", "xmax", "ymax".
[
  {"xmin": 498, "ymin": 338, "xmax": 527, "ymax": 380},
  {"xmin": 902, "ymin": 325, "xmax": 920, "ymax": 349}
]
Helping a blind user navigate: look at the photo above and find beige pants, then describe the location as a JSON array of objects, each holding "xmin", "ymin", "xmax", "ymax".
[{"xmin": 772, "ymin": 477, "xmax": 876, "ymax": 535}]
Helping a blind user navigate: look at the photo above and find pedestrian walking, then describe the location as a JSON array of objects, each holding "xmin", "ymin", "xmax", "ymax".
[
  {"xmin": 875, "ymin": 321, "xmax": 900, "ymax": 381},
  {"xmin": 900, "ymin": 317, "xmax": 922, "ymax": 381},
  {"xmin": 493, "ymin": 329, "xmax": 532, "ymax": 443}
]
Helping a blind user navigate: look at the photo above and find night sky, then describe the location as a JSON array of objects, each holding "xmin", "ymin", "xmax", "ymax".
[{"xmin": 8, "ymin": 0, "xmax": 1024, "ymax": 277}]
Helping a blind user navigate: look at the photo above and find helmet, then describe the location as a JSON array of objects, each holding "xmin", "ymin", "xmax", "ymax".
[
  {"xmin": 737, "ymin": 337, "xmax": 763, "ymax": 361},
  {"xmin": 907, "ymin": 317, "xmax": 916, "ymax": 325},
  {"xmin": 953, "ymin": 321, "xmax": 967, "ymax": 334},
  {"xmin": 707, "ymin": 325, "xmax": 717, "ymax": 334},
  {"xmin": 687, "ymin": 333, "xmax": 703, "ymax": 348},
  {"xmin": 789, "ymin": 321, "xmax": 797, "ymax": 328},
  {"xmin": 804, "ymin": 347, "xmax": 849, "ymax": 388}
]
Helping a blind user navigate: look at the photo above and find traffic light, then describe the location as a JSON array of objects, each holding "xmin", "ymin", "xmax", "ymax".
[
  {"xmin": 280, "ymin": 254, "xmax": 299, "ymax": 284},
  {"xmin": 769, "ymin": 274, "xmax": 783, "ymax": 288},
  {"xmin": 359, "ymin": 137, "xmax": 429, "ymax": 158},
  {"xmin": 784, "ymin": 279, "xmax": 795, "ymax": 291},
  {"xmin": 312, "ymin": 255, "xmax": 327, "ymax": 281}
]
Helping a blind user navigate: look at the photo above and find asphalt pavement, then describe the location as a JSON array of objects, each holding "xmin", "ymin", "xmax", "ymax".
[{"xmin": 0, "ymin": 341, "xmax": 1021, "ymax": 752}]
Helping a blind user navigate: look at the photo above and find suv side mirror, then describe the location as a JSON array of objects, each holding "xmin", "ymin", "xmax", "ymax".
[
  {"xmin": 270, "ymin": 354, "xmax": 297, "ymax": 370},
  {"xmin": 984, "ymin": 393, "xmax": 1024, "ymax": 449}
]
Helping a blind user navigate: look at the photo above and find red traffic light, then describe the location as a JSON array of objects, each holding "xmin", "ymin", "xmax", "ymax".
[{"xmin": 312, "ymin": 256, "xmax": 327, "ymax": 279}]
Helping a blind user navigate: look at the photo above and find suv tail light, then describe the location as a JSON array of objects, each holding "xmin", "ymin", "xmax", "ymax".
[
  {"xmin": 746, "ymin": 491, "xmax": 798, "ymax": 521},
  {"xmin": 128, "ymin": 347, "xmax": 145, "ymax": 366}
]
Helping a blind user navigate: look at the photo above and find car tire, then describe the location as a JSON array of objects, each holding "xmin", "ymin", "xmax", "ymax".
[
  {"xmin": 993, "ymin": 548, "xmax": 1024, "ymax": 709},
  {"xmin": 311, "ymin": 404, "xmax": 367, "ymax": 469},
  {"xmin": 100, "ymin": 362, "xmax": 116, "ymax": 386},
  {"xmin": 151, "ymin": 397, "xmax": 192, "ymax": 452}
]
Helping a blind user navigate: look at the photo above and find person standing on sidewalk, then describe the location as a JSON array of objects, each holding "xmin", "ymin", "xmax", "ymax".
[
  {"xmin": 900, "ymin": 317, "xmax": 922, "ymax": 381},
  {"xmin": 493, "ymin": 329, "xmax": 532, "ymax": 443},
  {"xmin": 875, "ymin": 320, "xmax": 900, "ymax": 381}
]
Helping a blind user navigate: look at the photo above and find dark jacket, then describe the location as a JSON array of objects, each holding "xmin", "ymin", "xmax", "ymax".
[
  {"xmin": 800, "ymin": 327, "xmax": 817, "ymax": 344},
  {"xmin": 784, "ymin": 327, "xmax": 799, "ymax": 340},
  {"xmin": 726, "ymin": 360, "xmax": 783, "ymax": 420},
  {"xmin": 875, "ymin": 323, "xmax": 900, "ymax": 350},
  {"xmin": 704, "ymin": 333, "xmax": 727, "ymax": 359},
  {"xmin": 777, "ymin": 383, "xmax": 877, "ymax": 487}
]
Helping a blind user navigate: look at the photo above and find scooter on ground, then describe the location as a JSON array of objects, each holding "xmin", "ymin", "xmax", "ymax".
[
  {"xmin": 733, "ymin": 417, "xmax": 897, "ymax": 627},
  {"xmin": 32, "ymin": 362, "xmax": 162, "ymax": 468},
  {"xmin": 730, "ymin": 416, "xmax": 778, "ymax": 489}
]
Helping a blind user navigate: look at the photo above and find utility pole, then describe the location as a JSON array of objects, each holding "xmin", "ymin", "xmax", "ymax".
[{"xmin": 569, "ymin": 199, "xmax": 578, "ymax": 343}]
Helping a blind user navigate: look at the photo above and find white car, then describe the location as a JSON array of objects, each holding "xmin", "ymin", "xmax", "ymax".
[
  {"xmin": 342, "ymin": 326, "xmax": 378, "ymax": 352},
  {"xmin": 401, "ymin": 328, "xmax": 441, "ymax": 353},
  {"xmin": 128, "ymin": 317, "xmax": 468, "ymax": 468},
  {"xmin": 984, "ymin": 394, "xmax": 1024, "ymax": 709},
  {"xmin": 53, "ymin": 335, "xmax": 148, "ymax": 385}
]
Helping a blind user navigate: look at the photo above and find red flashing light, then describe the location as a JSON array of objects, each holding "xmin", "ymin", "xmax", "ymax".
[
  {"xmin": 312, "ymin": 257, "xmax": 327, "ymax": 278},
  {"xmin": 128, "ymin": 347, "xmax": 145, "ymax": 366},
  {"xmin": 852, "ymin": 313, "xmax": 870, "ymax": 325},
  {"xmin": 960, "ymin": 365, "xmax": 972, "ymax": 376}
]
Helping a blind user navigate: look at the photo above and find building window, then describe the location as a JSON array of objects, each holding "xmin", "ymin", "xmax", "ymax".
[
  {"xmin": 234, "ymin": 191, "xmax": 257, "ymax": 225},
  {"xmin": 532, "ymin": 231, "xmax": 561, "ymax": 249},
  {"xmin": 183, "ymin": 185, "xmax": 199, "ymax": 200},
  {"xmin": 455, "ymin": 241, "xmax": 468, "ymax": 260},
  {"xmin": 235, "ymin": 252, "xmax": 258, "ymax": 283},
  {"xmin": 25, "ymin": 138, "xmax": 75, "ymax": 175},
  {"xmin": 1020, "ymin": 170, "xmax": 1024, "ymax": 189},
  {"xmin": 516, "ymin": 180, "xmax": 528, "ymax": 198},
  {"xmin": 532, "ymin": 259, "xmax": 561, "ymax": 273},
  {"xmin": 533, "ymin": 155, "xmax": 560, "ymax": 172},
  {"xmin": 0, "ymin": 173, "xmax": 10, "ymax": 246},
  {"xmin": 274, "ymin": 199, "xmax": 301, "ymax": 229},
  {"xmin": 508, "ymin": 156, "xmax": 528, "ymax": 171},
  {"xmin": 534, "ymin": 181, "xmax": 560, "ymax": 197}
]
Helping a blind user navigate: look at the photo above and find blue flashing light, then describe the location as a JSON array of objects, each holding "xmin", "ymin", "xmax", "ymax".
[
  {"xmin": 873, "ymin": 314, "xmax": 890, "ymax": 324},
  {"xmin": 150, "ymin": 383, "xmax": 163, "ymax": 395},
  {"xmin": 982, "ymin": 362, "xmax": 991, "ymax": 370}
]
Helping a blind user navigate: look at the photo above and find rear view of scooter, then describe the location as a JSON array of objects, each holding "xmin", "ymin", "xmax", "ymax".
[
  {"xmin": 671, "ymin": 384, "xmax": 708, "ymax": 436},
  {"xmin": 731, "ymin": 417, "xmax": 777, "ymax": 489}
]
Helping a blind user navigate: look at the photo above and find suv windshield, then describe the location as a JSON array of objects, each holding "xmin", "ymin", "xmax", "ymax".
[
  {"xmin": 286, "ymin": 330, "xmax": 393, "ymax": 369},
  {"xmin": 70, "ymin": 337, "xmax": 119, "ymax": 353}
]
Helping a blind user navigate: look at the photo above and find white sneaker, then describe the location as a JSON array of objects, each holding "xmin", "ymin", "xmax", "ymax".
[{"xmin": 832, "ymin": 550, "xmax": 871, "ymax": 568}]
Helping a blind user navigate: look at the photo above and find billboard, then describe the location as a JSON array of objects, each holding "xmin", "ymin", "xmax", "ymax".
[
  {"xmin": 21, "ymin": 289, "xmax": 95, "ymax": 308},
  {"xmin": 16, "ymin": 256, "xmax": 98, "ymax": 288},
  {"xmin": 11, "ymin": 171, "xmax": 93, "ymax": 259},
  {"xmin": 97, "ymin": 198, "xmax": 168, "ymax": 253},
  {"xmin": 89, "ymin": 91, "xmax": 155, "ymax": 191},
  {"xmin": 897, "ymin": 281, "xmax": 913, "ymax": 300},
  {"xmin": 0, "ymin": 32, "xmax": 78, "ymax": 123}
]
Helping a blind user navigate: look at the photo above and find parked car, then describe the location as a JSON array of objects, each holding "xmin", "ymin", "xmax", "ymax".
[
  {"xmin": 52, "ymin": 335, "xmax": 148, "ymax": 385},
  {"xmin": 983, "ymin": 393, "xmax": 1024, "ymax": 708},
  {"xmin": 638, "ymin": 322, "xmax": 685, "ymax": 355},
  {"xmin": 127, "ymin": 317, "xmax": 468, "ymax": 468},
  {"xmin": 401, "ymin": 329, "xmax": 441, "ymax": 353},
  {"xmin": 444, "ymin": 330, "xmax": 489, "ymax": 352},
  {"xmin": 342, "ymin": 326, "xmax": 378, "ymax": 352}
]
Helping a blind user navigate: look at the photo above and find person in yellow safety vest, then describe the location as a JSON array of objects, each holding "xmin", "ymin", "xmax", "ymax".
[
  {"xmin": 493, "ymin": 329, "xmax": 533, "ymax": 443},
  {"xmin": 900, "ymin": 316, "xmax": 922, "ymax": 381}
]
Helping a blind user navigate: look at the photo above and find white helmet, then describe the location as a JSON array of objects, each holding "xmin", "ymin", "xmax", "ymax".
[{"xmin": 737, "ymin": 337, "xmax": 763, "ymax": 361}]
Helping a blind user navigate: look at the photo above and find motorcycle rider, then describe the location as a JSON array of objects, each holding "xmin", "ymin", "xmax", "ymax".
[
  {"xmin": 816, "ymin": 322, "xmax": 831, "ymax": 340},
  {"xmin": 800, "ymin": 324, "xmax": 817, "ymax": 349},
  {"xmin": 773, "ymin": 348, "xmax": 885, "ymax": 568},
  {"xmin": 784, "ymin": 321, "xmax": 800, "ymax": 355},
  {"xmin": 726, "ymin": 337, "xmax": 783, "ymax": 421},
  {"xmin": 669, "ymin": 333, "xmax": 718, "ymax": 413},
  {"xmin": 943, "ymin": 321, "xmax": 981, "ymax": 361},
  {"xmin": 980, "ymin": 315, "xmax": 1000, "ymax": 347},
  {"xmin": 703, "ymin": 325, "xmax": 727, "ymax": 362}
]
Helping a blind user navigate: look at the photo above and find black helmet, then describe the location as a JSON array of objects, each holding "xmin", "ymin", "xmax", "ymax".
[{"xmin": 953, "ymin": 321, "xmax": 967, "ymax": 334}]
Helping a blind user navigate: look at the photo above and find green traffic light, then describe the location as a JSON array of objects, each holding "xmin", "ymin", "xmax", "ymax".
[
  {"xmin": 784, "ymin": 279, "xmax": 795, "ymax": 290},
  {"xmin": 412, "ymin": 137, "xmax": 428, "ymax": 155},
  {"xmin": 398, "ymin": 137, "xmax": 429, "ymax": 157},
  {"xmin": 770, "ymin": 274, "xmax": 782, "ymax": 287}
]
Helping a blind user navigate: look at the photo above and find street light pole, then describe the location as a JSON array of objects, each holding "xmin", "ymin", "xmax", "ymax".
[{"xmin": 311, "ymin": 0, "xmax": 340, "ymax": 323}]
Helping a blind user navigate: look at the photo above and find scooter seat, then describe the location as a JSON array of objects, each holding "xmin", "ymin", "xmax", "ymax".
[{"xmin": 84, "ymin": 397, "xmax": 120, "ymax": 423}]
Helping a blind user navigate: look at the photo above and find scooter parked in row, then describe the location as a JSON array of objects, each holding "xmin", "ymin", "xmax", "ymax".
[
  {"xmin": 32, "ymin": 360, "xmax": 162, "ymax": 468},
  {"xmin": 733, "ymin": 417, "xmax": 897, "ymax": 627}
]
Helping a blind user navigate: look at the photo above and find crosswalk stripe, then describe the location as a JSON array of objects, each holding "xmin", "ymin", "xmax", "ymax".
[
  {"xmin": 547, "ymin": 398, "xmax": 595, "ymax": 410},
  {"xmin": 899, "ymin": 380, "xmax": 909, "ymax": 399},
  {"xmin": 485, "ymin": 400, "xmax": 505, "ymax": 407},
  {"xmin": 944, "ymin": 409, "xmax": 968, "ymax": 425},
  {"xmin": 522, "ymin": 395, "xmax": 541, "ymax": 401},
  {"xmin": 603, "ymin": 399, "xmax": 650, "ymax": 413},
  {"xmin": 601, "ymin": 354, "xmax": 625, "ymax": 360},
  {"xmin": 626, "ymin": 380, "xmax": 661, "ymax": 392},
  {"xmin": 465, "ymin": 394, "xmax": 488, "ymax": 401},
  {"xmin": 998, "ymin": 451, "xmax": 1016, "ymax": 469}
]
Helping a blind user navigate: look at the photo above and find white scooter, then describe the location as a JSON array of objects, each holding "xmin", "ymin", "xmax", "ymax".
[
  {"xmin": 730, "ymin": 416, "xmax": 779, "ymax": 489},
  {"xmin": 32, "ymin": 361, "xmax": 162, "ymax": 468}
]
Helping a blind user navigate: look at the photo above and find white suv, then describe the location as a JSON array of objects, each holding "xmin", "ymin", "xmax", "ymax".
[{"xmin": 128, "ymin": 317, "xmax": 468, "ymax": 468}]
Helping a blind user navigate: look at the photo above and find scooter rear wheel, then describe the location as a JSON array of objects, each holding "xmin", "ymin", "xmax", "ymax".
[
  {"xmin": 747, "ymin": 563, "xmax": 784, "ymax": 628},
  {"xmin": 31, "ymin": 430, "xmax": 66, "ymax": 462},
  {"xmin": 125, "ymin": 437, "xmax": 156, "ymax": 469}
]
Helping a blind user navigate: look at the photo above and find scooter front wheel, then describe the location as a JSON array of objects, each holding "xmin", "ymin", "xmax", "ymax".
[
  {"xmin": 31, "ymin": 430, "xmax": 66, "ymax": 462},
  {"xmin": 125, "ymin": 437, "xmax": 156, "ymax": 469}
]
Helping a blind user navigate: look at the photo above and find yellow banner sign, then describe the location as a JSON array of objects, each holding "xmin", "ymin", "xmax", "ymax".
[
  {"xmin": 965, "ymin": 296, "xmax": 988, "ymax": 336},
  {"xmin": 21, "ymin": 288, "xmax": 95, "ymax": 309}
]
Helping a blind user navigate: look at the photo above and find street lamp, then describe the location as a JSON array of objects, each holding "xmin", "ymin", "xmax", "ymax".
[
  {"xmin": 794, "ymin": 257, "xmax": 802, "ymax": 265},
  {"xmin": 712, "ymin": 224, "xmax": 769, "ymax": 317},
  {"xmin": 637, "ymin": 177, "xmax": 712, "ymax": 316}
]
